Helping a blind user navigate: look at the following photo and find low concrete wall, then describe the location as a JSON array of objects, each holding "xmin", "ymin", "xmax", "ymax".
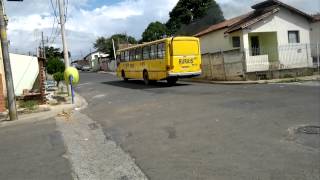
[
  {"xmin": 10, "ymin": 53, "xmax": 39, "ymax": 96},
  {"xmin": 200, "ymin": 49, "xmax": 245, "ymax": 81}
]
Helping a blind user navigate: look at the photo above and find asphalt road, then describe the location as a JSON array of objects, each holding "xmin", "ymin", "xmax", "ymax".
[{"xmin": 76, "ymin": 72, "xmax": 320, "ymax": 180}]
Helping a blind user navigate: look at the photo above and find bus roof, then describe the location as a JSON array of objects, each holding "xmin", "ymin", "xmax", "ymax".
[{"xmin": 117, "ymin": 36, "xmax": 199, "ymax": 52}]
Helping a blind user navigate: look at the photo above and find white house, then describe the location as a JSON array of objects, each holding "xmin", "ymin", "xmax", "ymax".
[
  {"xmin": 84, "ymin": 51, "xmax": 109, "ymax": 71},
  {"xmin": 195, "ymin": 0, "xmax": 315, "ymax": 72}
]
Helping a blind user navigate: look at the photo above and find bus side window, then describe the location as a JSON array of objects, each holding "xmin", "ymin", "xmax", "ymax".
[
  {"xmin": 135, "ymin": 48, "xmax": 142, "ymax": 61},
  {"xmin": 150, "ymin": 44, "xmax": 157, "ymax": 60},
  {"xmin": 120, "ymin": 52, "xmax": 125, "ymax": 62},
  {"xmin": 130, "ymin": 49, "xmax": 135, "ymax": 61},
  {"xmin": 157, "ymin": 43, "xmax": 165, "ymax": 59},
  {"xmin": 143, "ymin": 46, "xmax": 150, "ymax": 60},
  {"xmin": 125, "ymin": 51, "xmax": 129, "ymax": 61}
]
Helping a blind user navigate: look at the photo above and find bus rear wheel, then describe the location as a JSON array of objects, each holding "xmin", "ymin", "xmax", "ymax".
[
  {"xmin": 167, "ymin": 77, "xmax": 178, "ymax": 85},
  {"xmin": 143, "ymin": 71, "xmax": 150, "ymax": 85},
  {"xmin": 122, "ymin": 70, "xmax": 128, "ymax": 81}
]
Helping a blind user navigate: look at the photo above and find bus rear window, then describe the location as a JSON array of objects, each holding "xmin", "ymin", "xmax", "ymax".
[{"xmin": 172, "ymin": 41, "xmax": 199, "ymax": 56}]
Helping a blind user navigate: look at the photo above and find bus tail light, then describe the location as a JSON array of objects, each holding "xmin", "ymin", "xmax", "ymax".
[{"xmin": 166, "ymin": 65, "xmax": 173, "ymax": 70}]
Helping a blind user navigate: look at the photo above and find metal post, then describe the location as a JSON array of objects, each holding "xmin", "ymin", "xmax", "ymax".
[
  {"xmin": 317, "ymin": 43, "xmax": 320, "ymax": 74},
  {"xmin": 69, "ymin": 75, "xmax": 74, "ymax": 104},
  {"xmin": 0, "ymin": 0, "xmax": 17, "ymax": 120},
  {"xmin": 58, "ymin": 0, "xmax": 71, "ymax": 94},
  {"xmin": 112, "ymin": 38, "xmax": 117, "ymax": 70}
]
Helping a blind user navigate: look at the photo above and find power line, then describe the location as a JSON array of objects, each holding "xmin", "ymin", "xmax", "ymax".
[
  {"xmin": 64, "ymin": 0, "xmax": 69, "ymax": 22},
  {"xmin": 50, "ymin": 0, "xmax": 59, "ymax": 23},
  {"xmin": 49, "ymin": 0, "xmax": 61, "ymax": 44}
]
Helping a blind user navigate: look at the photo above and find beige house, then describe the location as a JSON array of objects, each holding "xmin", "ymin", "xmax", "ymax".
[{"xmin": 195, "ymin": 0, "xmax": 315, "ymax": 72}]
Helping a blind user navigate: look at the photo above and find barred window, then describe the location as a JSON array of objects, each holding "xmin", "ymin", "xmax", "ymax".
[
  {"xmin": 157, "ymin": 43, "xmax": 165, "ymax": 59},
  {"xmin": 288, "ymin": 31, "xmax": 300, "ymax": 43},
  {"xmin": 232, "ymin": 37, "xmax": 240, "ymax": 48},
  {"xmin": 143, "ymin": 46, "xmax": 150, "ymax": 60}
]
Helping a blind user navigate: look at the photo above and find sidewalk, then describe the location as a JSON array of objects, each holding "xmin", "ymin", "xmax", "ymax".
[
  {"xmin": 0, "ymin": 93, "xmax": 147, "ymax": 180},
  {"xmin": 0, "ymin": 95, "xmax": 82, "ymax": 180}
]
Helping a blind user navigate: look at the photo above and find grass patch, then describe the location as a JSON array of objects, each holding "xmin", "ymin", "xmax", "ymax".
[
  {"xmin": 56, "ymin": 91, "xmax": 68, "ymax": 95},
  {"xmin": 19, "ymin": 100, "xmax": 39, "ymax": 111}
]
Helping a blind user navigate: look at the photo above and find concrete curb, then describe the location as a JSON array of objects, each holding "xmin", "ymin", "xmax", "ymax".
[
  {"xmin": 181, "ymin": 79, "xmax": 261, "ymax": 85},
  {"xmin": 182, "ymin": 75, "xmax": 320, "ymax": 85}
]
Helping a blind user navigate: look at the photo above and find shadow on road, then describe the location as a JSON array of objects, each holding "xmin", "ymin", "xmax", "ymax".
[{"xmin": 101, "ymin": 80, "xmax": 190, "ymax": 89}]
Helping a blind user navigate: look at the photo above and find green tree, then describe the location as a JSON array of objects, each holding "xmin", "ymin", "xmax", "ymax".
[
  {"xmin": 166, "ymin": 0, "xmax": 224, "ymax": 35},
  {"xmin": 46, "ymin": 58, "xmax": 65, "ymax": 75},
  {"xmin": 45, "ymin": 46, "xmax": 61, "ymax": 59},
  {"xmin": 53, "ymin": 72, "xmax": 64, "ymax": 87},
  {"xmin": 94, "ymin": 34, "xmax": 137, "ymax": 59},
  {"xmin": 141, "ymin": 21, "xmax": 168, "ymax": 42}
]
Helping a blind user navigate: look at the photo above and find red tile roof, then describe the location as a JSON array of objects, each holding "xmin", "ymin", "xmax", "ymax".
[
  {"xmin": 194, "ymin": 0, "xmax": 314, "ymax": 37},
  {"xmin": 194, "ymin": 13, "xmax": 251, "ymax": 37}
]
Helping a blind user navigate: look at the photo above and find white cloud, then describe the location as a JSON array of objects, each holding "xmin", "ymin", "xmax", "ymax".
[{"xmin": 4, "ymin": 0, "xmax": 319, "ymax": 59}]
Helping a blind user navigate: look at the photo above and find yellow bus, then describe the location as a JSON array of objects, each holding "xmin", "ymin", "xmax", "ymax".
[{"xmin": 116, "ymin": 36, "xmax": 201, "ymax": 85}]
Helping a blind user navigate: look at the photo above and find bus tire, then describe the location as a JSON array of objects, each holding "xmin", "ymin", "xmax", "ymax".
[
  {"xmin": 143, "ymin": 70, "xmax": 150, "ymax": 85},
  {"xmin": 122, "ymin": 70, "xmax": 128, "ymax": 81},
  {"xmin": 167, "ymin": 77, "xmax": 178, "ymax": 85}
]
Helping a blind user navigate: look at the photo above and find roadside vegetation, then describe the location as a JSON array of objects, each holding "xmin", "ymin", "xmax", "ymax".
[
  {"xmin": 45, "ymin": 46, "xmax": 67, "ymax": 86},
  {"xmin": 19, "ymin": 100, "xmax": 38, "ymax": 111}
]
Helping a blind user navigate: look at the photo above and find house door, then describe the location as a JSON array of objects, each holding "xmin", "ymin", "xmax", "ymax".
[{"xmin": 251, "ymin": 36, "xmax": 260, "ymax": 56}]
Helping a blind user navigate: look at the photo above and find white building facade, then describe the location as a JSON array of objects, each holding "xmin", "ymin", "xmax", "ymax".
[{"xmin": 195, "ymin": 0, "xmax": 315, "ymax": 73}]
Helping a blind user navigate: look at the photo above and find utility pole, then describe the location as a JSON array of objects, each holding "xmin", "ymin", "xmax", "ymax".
[
  {"xmin": 0, "ymin": 0, "xmax": 18, "ymax": 120},
  {"xmin": 112, "ymin": 39, "xmax": 117, "ymax": 69},
  {"xmin": 57, "ymin": 0, "xmax": 71, "ymax": 93},
  {"xmin": 41, "ymin": 31, "xmax": 46, "ymax": 59}
]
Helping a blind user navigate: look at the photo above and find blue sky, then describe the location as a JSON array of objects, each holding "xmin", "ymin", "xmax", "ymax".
[{"xmin": 4, "ymin": 0, "xmax": 320, "ymax": 59}]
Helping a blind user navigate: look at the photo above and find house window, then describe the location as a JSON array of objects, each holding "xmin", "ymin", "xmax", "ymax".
[
  {"xmin": 288, "ymin": 31, "xmax": 300, "ymax": 43},
  {"xmin": 232, "ymin": 36, "xmax": 240, "ymax": 48}
]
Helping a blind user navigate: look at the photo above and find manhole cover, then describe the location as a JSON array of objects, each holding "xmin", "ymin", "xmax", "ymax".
[{"xmin": 297, "ymin": 126, "xmax": 320, "ymax": 135}]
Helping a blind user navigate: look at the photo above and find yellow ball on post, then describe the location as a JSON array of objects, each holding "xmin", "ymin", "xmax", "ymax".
[{"xmin": 64, "ymin": 67, "xmax": 79, "ymax": 85}]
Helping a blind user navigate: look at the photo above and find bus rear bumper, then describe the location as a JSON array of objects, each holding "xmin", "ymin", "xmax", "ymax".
[{"xmin": 168, "ymin": 71, "xmax": 202, "ymax": 78}]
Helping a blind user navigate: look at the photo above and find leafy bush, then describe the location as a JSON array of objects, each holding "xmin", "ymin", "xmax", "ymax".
[
  {"xmin": 53, "ymin": 72, "xmax": 65, "ymax": 86},
  {"xmin": 47, "ymin": 58, "xmax": 65, "ymax": 74}
]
